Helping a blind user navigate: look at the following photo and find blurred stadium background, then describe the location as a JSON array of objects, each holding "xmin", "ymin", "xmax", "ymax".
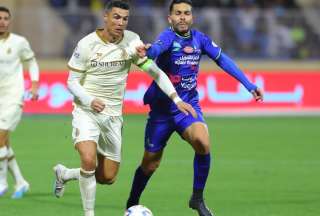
[{"xmin": 0, "ymin": 0, "xmax": 319, "ymax": 215}]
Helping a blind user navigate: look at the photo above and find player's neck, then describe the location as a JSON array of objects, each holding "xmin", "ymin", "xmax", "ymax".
[
  {"xmin": 0, "ymin": 31, "xmax": 10, "ymax": 39},
  {"xmin": 170, "ymin": 27, "xmax": 190, "ymax": 38},
  {"xmin": 101, "ymin": 28, "xmax": 123, "ymax": 44}
]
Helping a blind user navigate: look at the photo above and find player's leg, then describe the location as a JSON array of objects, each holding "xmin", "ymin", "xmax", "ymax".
[
  {"xmin": 95, "ymin": 153, "xmax": 119, "ymax": 184},
  {"xmin": 7, "ymin": 142, "xmax": 30, "ymax": 199},
  {"xmin": 0, "ymin": 104, "xmax": 24, "ymax": 198},
  {"xmin": 76, "ymin": 140, "xmax": 97, "ymax": 216},
  {"xmin": 0, "ymin": 130, "xmax": 9, "ymax": 196},
  {"xmin": 177, "ymin": 111, "xmax": 213, "ymax": 216},
  {"xmin": 126, "ymin": 150, "xmax": 164, "ymax": 209},
  {"xmin": 94, "ymin": 115, "xmax": 123, "ymax": 185},
  {"xmin": 53, "ymin": 107, "xmax": 99, "ymax": 216},
  {"xmin": 126, "ymin": 117, "xmax": 173, "ymax": 208}
]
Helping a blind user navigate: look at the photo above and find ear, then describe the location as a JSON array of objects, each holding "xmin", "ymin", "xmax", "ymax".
[{"xmin": 167, "ymin": 15, "xmax": 172, "ymax": 25}]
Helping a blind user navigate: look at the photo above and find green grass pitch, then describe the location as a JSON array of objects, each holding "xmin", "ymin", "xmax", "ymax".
[{"xmin": 0, "ymin": 115, "xmax": 319, "ymax": 216}]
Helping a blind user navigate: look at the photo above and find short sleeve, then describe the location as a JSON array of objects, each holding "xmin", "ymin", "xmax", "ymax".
[
  {"xmin": 201, "ymin": 34, "xmax": 222, "ymax": 60},
  {"xmin": 19, "ymin": 38, "xmax": 35, "ymax": 61},
  {"xmin": 68, "ymin": 41, "xmax": 88, "ymax": 72}
]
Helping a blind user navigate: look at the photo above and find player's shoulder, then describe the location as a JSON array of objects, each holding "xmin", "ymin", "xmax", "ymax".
[
  {"xmin": 78, "ymin": 31, "xmax": 97, "ymax": 45},
  {"xmin": 75, "ymin": 31, "xmax": 99, "ymax": 52},
  {"xmin": 8, "ymin": 32, "xmax": 29, "ymax": 44},
  {"xmin": 123, "ymin": 30, "xmax": 141, "ymax": 42},
  {"xmin": 159, "ymin": 27, "xmax": 176, "ymax": 39},
  {"xmin": 191, "ymin": 29, "xmax": 208, "ymax": 39}
]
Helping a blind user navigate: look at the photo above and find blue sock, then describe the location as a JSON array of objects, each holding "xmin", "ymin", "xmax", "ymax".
[
  {"xmin": 192, "ymin": 153, "xmax": 211, "ymax": 199},
  {"xmin": 127, "ymin": 166, "xmax": 152, "ymax": 208}
]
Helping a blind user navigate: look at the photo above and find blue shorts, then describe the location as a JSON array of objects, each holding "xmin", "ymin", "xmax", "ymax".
[{"xmin": 144, "ymin": 107, "xmax": 205, "ymax": 152}]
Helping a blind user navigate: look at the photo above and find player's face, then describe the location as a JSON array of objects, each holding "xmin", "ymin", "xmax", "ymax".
[
  {"xmin": 0, "ymin": 11, "xmax": 10, "ymax": 35},
  {"xmin": 168, "ymin": 3, "xmax": 193, "ymax": 35},
  {"xmin": 104, "ymin": 7, "xmax": 129, "ymax": 39}
]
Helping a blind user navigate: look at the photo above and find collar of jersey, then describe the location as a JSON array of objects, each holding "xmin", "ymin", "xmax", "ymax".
[
  {"xmin": 170, "ymin": 27, "xmax": 191, "ymax": 39},
  {"xmin": 96, "ymin": 28, "xmax": 123, "ymax": 44}
]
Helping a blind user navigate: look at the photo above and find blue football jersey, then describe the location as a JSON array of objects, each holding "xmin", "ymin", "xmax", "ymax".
[{"xmin": 144, "ymin": 28, "xmax": 221, "ymax": 114}]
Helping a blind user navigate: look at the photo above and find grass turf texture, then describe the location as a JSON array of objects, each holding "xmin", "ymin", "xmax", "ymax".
[{"xmin": 0, "ymin": 115, "xmax": 319, "ymax": 216}]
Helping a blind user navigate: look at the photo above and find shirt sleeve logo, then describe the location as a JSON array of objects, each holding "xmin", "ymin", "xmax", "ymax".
[{"xmin": 73, "ymin": 46, "xmax": 80, "ymax": 58}]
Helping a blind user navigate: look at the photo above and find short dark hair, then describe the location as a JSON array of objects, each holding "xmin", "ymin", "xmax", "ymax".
[
  {"xmin": 0, "ymin": 6, "xmax": 11, "ymax": 16},
  {"xmin": 169, "ymin": 0, "xmax": 193, "ymax": 13},
  {"xmin": 104, "ymin": 0, "xmax": 130, "ymax": 12}
]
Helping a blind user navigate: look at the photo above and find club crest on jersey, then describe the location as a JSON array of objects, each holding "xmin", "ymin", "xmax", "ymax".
[
  {"xmin": 172, "ymin": 41, "xmax": 182, "ymax": 52},
  {"xmin": 183, "ymin": 46, "xmax": 194, "ymax": 54}
]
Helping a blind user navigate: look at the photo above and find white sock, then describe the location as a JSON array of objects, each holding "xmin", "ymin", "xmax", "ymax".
[
  {"xmin": 84, "ymin": 210, "xmax": 94, "ymax": 216},
  {"xmin": 63, "ymin": 168, "xmax": 80, "ymax": 182},
  {"xmin": 0, "ymin": 146, "xmax": 8, "ymax": 186},
  {"xmin": 7, "ymin": 147, "xmax": 25, "ymax": 185},
  {"xmin": 79, "ymin": 168, "xmax": 96, "ymax": 215}
]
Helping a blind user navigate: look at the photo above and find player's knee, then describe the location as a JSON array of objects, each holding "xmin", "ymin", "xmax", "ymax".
[
  {"xmin": 142, "ymin": 161, "xmax": 160, "ymax": 175},
  {"xmin": 81, "ymin": 155, "xmax": 96, "ymax": 171},
  {"xmin": 192, "ymin": 137, "xmax": 210, "ymax": 154}
]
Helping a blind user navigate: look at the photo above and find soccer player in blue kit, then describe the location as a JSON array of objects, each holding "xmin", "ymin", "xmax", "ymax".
[{"xmin": 126, "ymin": 0, "xmax": 264, "ymax": 215}]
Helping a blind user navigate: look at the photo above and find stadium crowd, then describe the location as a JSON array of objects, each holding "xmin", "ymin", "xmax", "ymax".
[{"xmin": 48, "ymin": 0, "xmax": 320, "ymax": 59}]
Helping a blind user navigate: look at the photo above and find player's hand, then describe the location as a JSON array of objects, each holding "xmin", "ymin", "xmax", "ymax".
[
  {"xmin": 30, "ymin": 81, "xmax": 39, "ymax": 101},
  {"xmin": 251, "ymin": 88, "xmax": 263, "ymax": 102},
  {"xmin": 91, "ymin": 98, "xmax": 106, "ymax": 113},
  {"xmin": 136, "ymin": 43, "xmax": 151, "ymax": 58},
  {"xmin": 176, "ymin": 101, "xmax": 198, "ymax": 118}
]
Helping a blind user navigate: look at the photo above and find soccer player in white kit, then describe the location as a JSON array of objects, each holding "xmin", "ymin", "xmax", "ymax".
[
  {"xmin": 52, "ymin": 1, "xmax": 196, "ymax": 215},
  {"xmin": 0, "ymin": 6, "xmax": 39, "ymax": 199}
]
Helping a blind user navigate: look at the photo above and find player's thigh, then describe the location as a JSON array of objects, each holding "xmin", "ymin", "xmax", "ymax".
[
  {"xmin": 72, "ymin": 107, "xmax": 100, "ymax": 170},
  {"xmin": 0, "ymin": 130, "xmax": 9, "ymax": 147},
  {"xmin": 182, "ymin": 122, "xmax": 211, "ymax": 154},
  {"xmin": 72, "ymin": 107, "xmax": 100, "ymax": 146},
  {"xmin": 144, "ymin": 118, "xmax": 174, "ymax": 153},
  {"xmin": 76, "ymin": 141, "xmax": 97, "ymax": 170},
  {"xmin": 96, "ymin": 153, "xmax": 120, "ymax": 183},
  {"xmin": 0, "ymin": 104, "xmax": 22, "ymax": 133},
  {"xmin": 98, "ymin": 116, "xmax": 123, "ymax": 163}
]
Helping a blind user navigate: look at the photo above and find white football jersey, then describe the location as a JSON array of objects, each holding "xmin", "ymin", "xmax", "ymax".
[
  {"xmin": 68, "ymin": 29, "xmax": 147, "ymax": 116},
  {"xmin": 0, "ymin": 33, "xmax": 35, "ymax": 105}
]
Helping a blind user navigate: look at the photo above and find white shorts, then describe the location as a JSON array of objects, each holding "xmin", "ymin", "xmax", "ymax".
[
  {"xmin": 0, "ymin": 103, "xmax": 23, "ymax": 131},
  {"xmin": 72, "ymin": 107, "xmax": 123, "ymax": 162}
]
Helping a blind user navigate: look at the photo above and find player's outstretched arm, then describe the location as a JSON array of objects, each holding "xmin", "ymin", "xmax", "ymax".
[
  {"xmin": 67, "ymin": 71, "xmax": 105, "ymax": 112},
  {"xmin": 215, "ymin": 52, "xmax": 264, "ymax": 102},
  {"xmin": 26, "ymin": 58, "xmax": 40, "ymax": 100},
  {"xmin": 138, "ymin": 59, "xmax": 197, "ymax": 118},
  {"xmin": 251, "ymin": 88, "xmax": 263, "ymax": 102}
]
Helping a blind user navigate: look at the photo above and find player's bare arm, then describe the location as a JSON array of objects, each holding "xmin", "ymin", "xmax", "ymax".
[
  {"xmin": 170, "ymin": 92, "xmax": 197, "ymax": 118},
  {"xmin": 138, "ymin": 59, "xmax": 197, "ymax": 117},
  {"xmin": 30, "ymin": 81, "xmax": 39, "ymax": 101},
  {"xmin": 251, "ymin": 88, "xmax": 264, "ymax": 102},
  {"xmin": 136, "ymin": 43, "xmax": 151, "ymax": 58}
]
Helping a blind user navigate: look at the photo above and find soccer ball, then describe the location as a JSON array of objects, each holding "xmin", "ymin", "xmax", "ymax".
[{"xmin": 124, "ymin": 205, "xmax": 153, "ymax": 216}]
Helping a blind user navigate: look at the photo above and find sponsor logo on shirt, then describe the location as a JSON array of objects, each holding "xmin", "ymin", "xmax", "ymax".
[
  {"xmin": 174, "ymin": 55, "xmax": 200, "ymax": 65},
  {"xmin": 183, "ymin": 46, "xmax": 194, "ymax": 54},
  {"xmin": 90, "ymin": 59, "xmax": 126, "ymax": 68},
  {"xmin": 7, "ymin": 48, "xmax": 11, "ymax": 54}
]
